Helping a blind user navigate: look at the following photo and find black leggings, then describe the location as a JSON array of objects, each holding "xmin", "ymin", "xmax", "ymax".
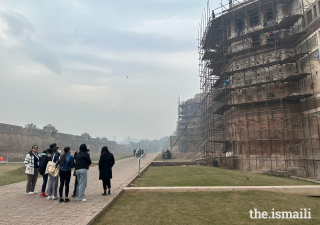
[
  {"xmin": 102, "ymin": 179, "xmax": 111, "ymax": 190},
  {"xmin": 41, "ymin": 173, "xmax": 48, "ymax": 192},
  {"xmin": 59, "ymin": 170, "xmax": 71, "ymax": 198},
  {"xmin": 73, "ymin": 175, "xmax": 78, "ymax": 196}
]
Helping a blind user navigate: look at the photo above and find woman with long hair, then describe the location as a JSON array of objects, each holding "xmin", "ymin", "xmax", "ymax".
[
  {"xmin": 47, "ymin": 146, "xmax": 61, "ymax": 200},
  {"xmin": 56, "ymin": 147, "xmax": 74, "ymax": 203},
  {"xmin": 99, "ymin": 146, "xmax": 115, "ymax": 196},
  {"xmin": 24, "ymin": 145, "xmax": 40, "ymax": 194}
]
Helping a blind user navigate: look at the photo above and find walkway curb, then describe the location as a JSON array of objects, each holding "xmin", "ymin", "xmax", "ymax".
[
  {"xmin": 88, "ymin": 154, "xmax": 157, "ymax": 225},
  {"xmin": 123, "ymin": 185, "xmax": 320, "ymax": 196}
]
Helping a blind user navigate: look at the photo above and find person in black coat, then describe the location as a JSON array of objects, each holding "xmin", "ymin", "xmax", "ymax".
[
  {"xmin": 39, "ymin": 149, "xmax": 51, "ymax": 197},
  {"xmin": 99, "ymin": 146, "xmax": 115, "ymax": 196}
]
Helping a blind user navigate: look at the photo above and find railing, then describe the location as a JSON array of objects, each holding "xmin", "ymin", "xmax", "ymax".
[{"xmin": 138, "ymin": 153, "xmax": 146, "ymax": 176}]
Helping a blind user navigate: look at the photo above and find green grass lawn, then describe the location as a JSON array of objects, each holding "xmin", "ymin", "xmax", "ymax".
[
  {"xmin": 94, "ymin": 191, "xmax": 320, "ymax": 225},
  {"xmin": 0, "ymin": 164, "xmax": 36, "ymax": 186},
  {"xmin": 153, "ymin": 157, "xmax": 191, "ymax": 162},
  {"xmin": 133, "ymin": 166, "xmax": 318, "ymax": 187}
]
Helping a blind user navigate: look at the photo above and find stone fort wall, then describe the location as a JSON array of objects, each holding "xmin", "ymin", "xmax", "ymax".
[{"xmin": 0, "ymin": 123, "xmax": 128, "ymax": 161}]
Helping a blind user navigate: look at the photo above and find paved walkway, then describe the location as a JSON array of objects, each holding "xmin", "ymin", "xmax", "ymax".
[{"xmin": 0, "ymin": 153, "xmax": 158, "ymax": 225}]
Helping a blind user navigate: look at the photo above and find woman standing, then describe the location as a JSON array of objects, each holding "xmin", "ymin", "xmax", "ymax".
[
  {"xmin": 39, "ymin": 149, "xmax": 51, "ymax": 197},
  {"xmin": 99, "ymin": 146, "xmax": 115, "ymax": 196},
  {"xmin": 24, "ymin": 145, "xmax": 40, "ymax": 194},
  {"xmin": 75, "ymin": 144, "xmax": 91, "ymax": 202},
  {"xmin": 56, "ymin": 147, "xmax": 74, "ymax": 203},
  {"xmin": 47, "ymin": 146, "xmax": 61, "ymax": 200}
]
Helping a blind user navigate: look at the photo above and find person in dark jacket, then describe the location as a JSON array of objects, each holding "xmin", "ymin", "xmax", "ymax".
[
  {"xmin": 39, "ymin": 149, "xmax": 51, "ymax": 197},
  {"xmin": 75, "ymin": 144, "xmax": 91, "ymax": 202},
  {"xmin": 56, "ymin": 147, "xmax": 75, "ymax": 203},
  {"xmin": 47, "ymin": 146, "xmax": 61, "ymax": 200},
  {"xmin": 71, "ymin": 149, "xmax": 79, "ymax": 197},
  {"xmin": 99, "ymin": 146, "xmax": 115, "ymax": 196}
]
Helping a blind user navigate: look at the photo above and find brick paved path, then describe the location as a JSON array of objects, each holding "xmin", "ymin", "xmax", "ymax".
[{"xmin": 0, "ymin": 153, "xmax": 158, "ymax": 225}]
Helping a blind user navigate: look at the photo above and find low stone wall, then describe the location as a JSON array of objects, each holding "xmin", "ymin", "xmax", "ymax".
[
  {"xmin": 151, "ymin": 161, "xmax": 208, "ymax": 166},
  {"xmin": 0, "ymin": 123, "xmax": 128, "ymax": 161}
]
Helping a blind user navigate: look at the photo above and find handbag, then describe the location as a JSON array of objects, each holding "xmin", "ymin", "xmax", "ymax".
[
  {"xmin": 52, "ymin": 165, "xmax": 60, "ymax": 177},
  {"xmin": 45, "ymin": 153, "xmax": 59, "ymax": 176}
]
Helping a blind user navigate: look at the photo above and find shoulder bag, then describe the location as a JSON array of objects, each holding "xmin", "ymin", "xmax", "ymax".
[{"xmin": 45, "ymin": 154, "xmax": 60, "ymax": 177}]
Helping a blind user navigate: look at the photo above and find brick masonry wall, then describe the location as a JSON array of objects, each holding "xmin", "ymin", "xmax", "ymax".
[{"xmin": 0, "ymin": 123, "xmax": 127, "ymax": 161}]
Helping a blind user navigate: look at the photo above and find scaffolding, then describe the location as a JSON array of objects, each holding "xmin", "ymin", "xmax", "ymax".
[
  {"xmin": 175, "ymin": 94, "xmax": 202, "ymax": 153},
  {"xmin": 197, "ymin": 0, "xmax": 320, "ymax": 179}
]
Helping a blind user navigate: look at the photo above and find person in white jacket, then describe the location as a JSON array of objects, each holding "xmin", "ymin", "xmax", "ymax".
[{"xmin": 24, "ymin": 145, "xmax": 40, "ymax": 194}]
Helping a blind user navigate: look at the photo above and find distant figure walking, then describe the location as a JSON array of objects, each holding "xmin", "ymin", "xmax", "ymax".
[
  {"xmin": 133, "ymin": 149, "xmax": 136, "ymax": 157},
  {"xmin": 24, "ymin": 145, "xmax": 40, "ymax": 194},
  {"xmin": 99, "ymin": 146, "xmax": 115, "ymax": 196},
  {"xmin": 39, "ymin": 149, "xmax": 51, "ymax": 197},
  {"xmin": 47, "ymin": 145, "xmax": 61, "ymax": 200},
  {"xmin": 75, "ymin": 144, "xmax": 92, "ymax": 202},
  {"xmin": 56, "ymin": 147, "xmax": 74, "ymax": 203}
]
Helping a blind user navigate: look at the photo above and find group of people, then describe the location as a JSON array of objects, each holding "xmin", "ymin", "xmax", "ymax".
[
  {"xmin": 24, "ymin": 143, "xmax": 115, "ymax": 203},
  {"xmin": 133, "ymin": 149, "xmax": 145, "ymax": 157},
  {"xmin": 161, "ymin": 149, "xmax": 172, "ymax": 159}
]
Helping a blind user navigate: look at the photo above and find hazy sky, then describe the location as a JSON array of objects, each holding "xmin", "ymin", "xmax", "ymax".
[{"xmin": 0, "ymin": 0, "xmax": 218, "ymax": 141}]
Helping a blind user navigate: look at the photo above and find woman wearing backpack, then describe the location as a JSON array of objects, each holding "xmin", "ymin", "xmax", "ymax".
[
  {"xmin": 24, "ymin": 145, "xmax": 40, "ymax": 194},
  {"xmin": 47, "ymin": 146, "xmax": 61, "ymax": 200}
]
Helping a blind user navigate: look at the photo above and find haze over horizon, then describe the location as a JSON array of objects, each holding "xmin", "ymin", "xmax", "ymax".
[{"xmin": 0, "ymin": 0, "xmax": 220, "ymax": 141}]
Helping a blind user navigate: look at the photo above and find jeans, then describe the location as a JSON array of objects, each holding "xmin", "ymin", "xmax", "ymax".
[
  {"xmin": 47, "ymin": 174, "xmax": 59, "ymax": 196},
  {"xmin": 76, "ymin": 169, "xmax": 87, "ymax": 201},
  {"xmin": 59, "ymin": 170, "xmax": 71, "ymax": 198},
  {"xmin": 41, "ymin": 173, "xmax": 49, "ymax": 192},
  {"xmin": 102, "ymin": 179, "xmax": 111, "ymax": 190},
  {"xmin": 26, "ymin": 168, "xmax": 39, "ymax": 193}
]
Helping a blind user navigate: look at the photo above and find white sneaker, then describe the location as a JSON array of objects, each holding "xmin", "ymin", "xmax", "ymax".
[
  {"xmin": 77, "ymin": 199, "xmax": 86, "ymax": 202},
  {"xmin": 33, "ymin": 191, "xmax": 38, "ymax": 194},
  {"xmin": 52, "ymin": 196, "xmax": 58, "ymax": 200},
  {"xmin": 26, "ymin": 192, "xmax": 34, "ymax": 194},
  {"xmin": 47, "ymin": 195, "xmax": 53, "ymax": 200}
]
